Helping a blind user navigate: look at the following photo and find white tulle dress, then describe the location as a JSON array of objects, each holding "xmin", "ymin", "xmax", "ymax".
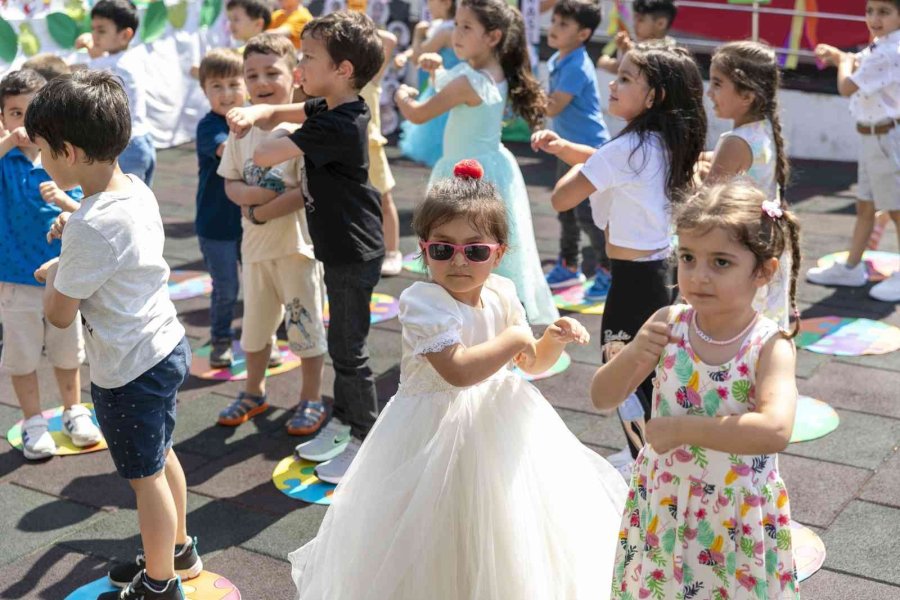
[{"xmin": 289, "ymin": 274, "xmax": 627, "ymax": 600}]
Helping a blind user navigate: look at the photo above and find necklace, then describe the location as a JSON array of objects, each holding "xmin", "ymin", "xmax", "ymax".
[{"xmin": 692, "ymin": 311, "xmax": 759, "ymax": 346}]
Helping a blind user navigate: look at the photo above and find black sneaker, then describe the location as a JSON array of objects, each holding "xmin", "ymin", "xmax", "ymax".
[
  {"xmin": 209, "ymin": 338, "xmax": 234, "ymax": 369},
  {"xmin": 108, "ymin": 537, "xmax": 203, "ymax": 588},
  {"xmin": 98, "ymin": 571, "xmax": 185, "ymax": 600}
]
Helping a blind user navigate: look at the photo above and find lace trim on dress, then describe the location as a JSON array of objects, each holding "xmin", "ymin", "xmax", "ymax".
[{"xmin": 414, "ymin": 331, "xmax": 462, "ymax": 357}]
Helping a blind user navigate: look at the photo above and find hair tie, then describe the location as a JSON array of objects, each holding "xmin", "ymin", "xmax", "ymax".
[
  {"xmin": 453, "ymin": 159, "xmax": 484, "ymax": 180},
  {"xmin": 761, "ymin": 200, "xmax": 783, "ymax": 220}
]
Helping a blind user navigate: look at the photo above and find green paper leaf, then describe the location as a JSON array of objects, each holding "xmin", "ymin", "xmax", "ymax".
[
  {"xmin": 168, "ymin": 1, "xmax": 189, "ymax": 29},
  {"xmin": 200, "ymin": 0, "xmax": 223, "ymax": 28},
  {"xmin": 141, "ymin": 1, "xmax": 169, "ymax": 44},
  {"xmin": 18, "ymin": 23, "xmax": 40, "ymax": 57},
  {"xmin": 0, "ymin": 17, "xmax": 18, "ymax": 63},
  {"xmin": 47, "ymin": 12, "xmax": 81, "ymax": 49}
]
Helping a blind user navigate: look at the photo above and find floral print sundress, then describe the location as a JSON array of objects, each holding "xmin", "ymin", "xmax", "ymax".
[{"xmin": 612, "ymin": 305, "xmax": 799, "ymax": 600}]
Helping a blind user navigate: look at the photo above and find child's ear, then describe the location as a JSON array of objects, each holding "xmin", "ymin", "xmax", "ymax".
[
  {"xmin": 63, "ymin": 141, "xmax": 78, "ymax": 166},
  {"xmin": 494, "ymin": 244, "xmax": 507, "ymax": 266},
  {"xmin": 120, "ymin": 27, "xmax": 135, "ymax": 44},
  {"xmin": 577, "ymin": 27, "xmax": 592, "ymax": 44},
  {"xmin": 754, "ymin": 257, "xmax": 778, "ymax": 287},
  {"xmin": 486, "ymin": 28, "xmax": 502, "ymax": 49},
  {"xmin": 336, "ymin": 59, "xmax": 355, "ymax": 84}
]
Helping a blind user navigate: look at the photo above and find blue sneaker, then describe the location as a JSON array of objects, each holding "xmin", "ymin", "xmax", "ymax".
[
  {"xmin": 545, "ymin": 261, "xmax": 586, "ymax": 289},
  {"xmin": 584, "ymin": 270, "xmax": 611, "ymax": 302}
]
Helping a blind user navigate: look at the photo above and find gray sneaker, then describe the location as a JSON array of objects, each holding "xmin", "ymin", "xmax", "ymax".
[
  {"xmin": 209, "ymin": 338, "xmax": 233, "ymax": 369},
  {"xmin": 294, "ymin": 418, "xmax": 351, "ymax": 462}
]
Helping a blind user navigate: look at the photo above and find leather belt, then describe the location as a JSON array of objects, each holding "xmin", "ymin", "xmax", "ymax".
[{"xmin": 857, "ymin": 119, "xmax": 900, "ymax": 135}]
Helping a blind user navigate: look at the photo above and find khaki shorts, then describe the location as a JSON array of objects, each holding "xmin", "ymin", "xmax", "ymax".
[
  {"xmin": 857, "ymin": 132, "xmax": 900, "ymax": 210},
  {"xmin": 368, "ymin": 141, "xmax": 395, "ymax": 195},
  {"xmin": 0, "ymin": 282, "xmax": 85, "ymax": 375},
  {"xmin": 241, "ymin": 254, "xmax": 327, "ymax": 357}
]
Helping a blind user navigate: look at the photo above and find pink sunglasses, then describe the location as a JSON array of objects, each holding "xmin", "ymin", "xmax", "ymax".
[{"xmin": 419, "ymin": 241, "xmax": 501, "ymax": 263}]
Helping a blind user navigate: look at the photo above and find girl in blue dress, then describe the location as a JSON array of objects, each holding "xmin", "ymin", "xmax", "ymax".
[{"xmin": 395, "ymin": 0, "xmax": 558, "ymax": 324}]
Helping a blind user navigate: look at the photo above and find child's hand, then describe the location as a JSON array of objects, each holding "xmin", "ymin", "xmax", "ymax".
[
  {"xmin": 514, "ymin": 340, "xmax": 538, "ymax": 371},
  {"xmin": 615, "ymin": 31, "xmax": 633, "ymax": 52},
  {"xmin": 414, "ymin": 20, "xmax": 431, "ymax": 38},
  {"xmin": 33, "ymin": 256, "xmax": 59, "ymax": 284},
  {"xmin": 814, "ymin": 44, "xmax": 842, "ymax": 67},
  {"xmin": 39, "ymin": 181, "xmax": 69, "ymax": 207},
  {"xmin": 74, "ymin": 32, "xmax": 93, "ymax": 51},
  {"xmin": 394, "ymin": 84, "xmax": 419, "ymax": 104},
  {"xmin": 626, "ymin": 321, "xmax": 678, "ymax": 372},
  {"xmin": 226, "ymin": 106, "xmax": 264, "ymax": 139},
  {"xmin": 530, "ymin": 129, "xmax": 563, "ymax": 155},
  {"xmin": 417, "ymin": 52, "xmax": 443, "ymax": 73},
  {"xmin": 46, "ymin": 211, "xmax": 70, "ymax": 243},
  {"xmin": 645, "ymin": 417, "xmax": 681, "ymax": 454},
  {"xmin": 545, "ymin": 317, "xmax": 590, "ymax": 345},
  {"xmin": 393, "ymin": 51, "xmax": 410, "ymax": 70},
  {"xmin": 8, "ymin": 126, "xmax": 31, "ymax": 147}
]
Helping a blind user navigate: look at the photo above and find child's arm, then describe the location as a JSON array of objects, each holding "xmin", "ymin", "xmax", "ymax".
[
  {"xmin": 531, "ymin": 129, "xmax": 597, "ymax": 165},
  {"xmin": 39, "ymin": 181, "xmax": 80, "ymax": 213},
  {"xmin": 815, "ymin": 44, "xmax": 859, "ymax": 97},
  {"xmin": 394, "ymin": 56, "xmax": 480, "ymax": 124},
  {"xmin": 417, "ymin": 23, "xmax": 452, "ymax": 56},
  {"xmin": 704, "ymin": 137, "xmax": 752, "ymax": 183},
  {"xmin": 426, "ymin": 325, "xmax": 535, "ymax": 387},
  {"xmin": 545, "ymin": 91, "xmax": 573, "ymax": 118},
  {"xmin": 253, "ymin": 129, "xmax": 303, "ymax": 167},
  {"xmin": 224, "ymin": 179, "xmax": 279, "ymax": 206},
  {"xmin": 227, "ymin": 103, "xmax": 307, "ymax": 139},
  {"xmin": 591, "ymin": 308, "xmax": 675, "ymax": 410},
  {"xmin": 551, "ymin": 164, "xmax": 597, "ymax": 212},
  {"xmin": 0, "ymin": 127, "xmax": 30, "ymax": 159},
  {"xmin": 241, "ymin": 187, "xmax": 304, "ymax": 222},
  {"xmin": 374, "ymin": 29, "xmax": 398, "ymax": 82},
  {"xmin": 515, "ymin": 317, "xmax": 590, "ymax": 374},
  {"xmin": 35, "ymin": 258, "xmax": 81, "ymax": 328},
  {"xmin": 645, "ymin": 335, "xmax": 797, "ymax": 455}
]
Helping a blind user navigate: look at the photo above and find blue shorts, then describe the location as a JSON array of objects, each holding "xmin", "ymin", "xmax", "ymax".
[
  {"xmin": 119, "ymin": 133, "xmax": 157, "ymax": 187},
  {"xmin": 91, "ymin": 337, "xmax": 191, "ymax": 479}
]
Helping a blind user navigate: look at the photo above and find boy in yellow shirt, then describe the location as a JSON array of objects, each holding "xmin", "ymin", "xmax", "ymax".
[{"xmin": 269, "ymin": 0, "xmax": 313, "ymax": 50}]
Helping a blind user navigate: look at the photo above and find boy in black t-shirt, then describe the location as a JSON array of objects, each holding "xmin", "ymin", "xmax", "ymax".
[{"xmin": 226, "ymin": 10, "xmax": 384, "ymax": 484}]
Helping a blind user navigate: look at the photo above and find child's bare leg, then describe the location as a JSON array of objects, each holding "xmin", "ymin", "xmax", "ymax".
[
  {"xmin": 300, "ymin": 354, "xmax": 325, "ymax": 401},
  {"xmin": 53, "ymin": 367, "xmax": 81, "ymax": 410},
  {"xmin": 382, "ymin": 191, "xmax": 400, "ymax": 254},
  {"xmin": 12, "ymin": 372, "xmax": 41, "ymax": 418},
  {"xmin": 163, "ymin": 448, "xmax": 189, "ymax": 545},
  {"xmin": 846, "ymin": 200, "xmax": 876, "ymax": 266},
  {"xmin": 130, "ymin": 469, "xmax": 177, "ymax": 581},
  {"xmin": 244, "ymin": 347, "xmax": 270, "ymax": 397}
]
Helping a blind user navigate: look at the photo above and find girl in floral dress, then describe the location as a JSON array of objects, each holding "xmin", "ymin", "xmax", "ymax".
[{"xmin": 592, "ymin": 180, "xmax": 802, "ymax": 600}]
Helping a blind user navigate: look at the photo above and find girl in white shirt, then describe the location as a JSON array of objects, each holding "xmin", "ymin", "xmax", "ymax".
[{"xmin": 532, "ymin": 44, "xmax": 707, "ymax": 462}]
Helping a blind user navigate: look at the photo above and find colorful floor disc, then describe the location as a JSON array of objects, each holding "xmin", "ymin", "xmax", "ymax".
[
  {"xmin": 791, "ymin": 520, "xmax": 826, "ymax": 583},
  {"xmin": 402, "ymin": 252, "xmax": 428, "ymax": 275},
  {"xmin": 323, "ymin": 293, "xmax": 399, "ymax": 327},
  {"xmin": 790, "ymin": 395, "xmax": 840, "ymax": 443},
  {"xmin": 191, "ymin": 340, "xmax": 301, "ymax": 381},
  {"xmin": 513, "ymin": 351, "xmax": 572, "ymax": 382},
  {"xmin": 797, "ymin": 316, "xmax": 900, "ymax": 356},
  {"xmin": 272, "ymin": 456, "xmax": 336, "ymax": 505},
  {"xmin": 6, "ymin": 403, "xmax": 107, "ymax": 456},
  {"xmin": 552, "ymin": 280, "xmax": 606, "ymax": 315},
  {"xmin": 168, "ymin": 270, "xmax": 213, "ymax": 301},
  {"xmin": 65, "ymin": 571, "xmax": 240, "ymax": 599},
  {"xmin": 816, "ymin": 251, "xmax": 899, "ymax": 282}
]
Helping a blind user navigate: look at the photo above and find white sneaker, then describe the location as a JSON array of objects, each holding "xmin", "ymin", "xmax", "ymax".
[
  {"xmin": 381, "ymin": 251, "xmax": 403, "ymax": 277},
  {"xmin": 294, "ymin": 418, "xmax": 351, "ymax": 462},
  {"xmin": 869, "ymin": 271, "xmax": 900, "ymax": 302},
  {"xmin": 315, "ymin": 437, "xmax": 362, "ymax": 484},
  {"xmin": 22, "ymin": 415, "xmax": 56, "ymax": 460},
  {"xmin": 806, "ymin": 260, "xmax": 867, "ymax": 287},
  {"xmin": 62, "ymin": 404, "xmax": 103, "ymax": 447}
]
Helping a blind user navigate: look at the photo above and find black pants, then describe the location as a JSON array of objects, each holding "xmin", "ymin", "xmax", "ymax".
[
  {"xmin": 556, "ymin": 159, "xmax": 609, "ymax": 276},
  {"xmin": 600, "ymin": 258, "xmax": 673, "ymax": 458}
]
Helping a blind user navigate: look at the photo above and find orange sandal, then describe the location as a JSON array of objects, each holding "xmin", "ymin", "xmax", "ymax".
[{"xmin": 217, "ymin": 391, "xmax": 269, "ymax": 426}]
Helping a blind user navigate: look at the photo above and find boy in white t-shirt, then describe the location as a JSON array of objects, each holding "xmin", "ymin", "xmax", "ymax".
[
  {"xmin": 217, "ymin": 33, "xmax": 328, "ymax": 437},
  {"xmin": 75, "ymin": 0, "xmax": 156, "ymax": 186},
  {"xmin": 29, "ymin": 71, "xmax": 198, "ymax": 600},
  {"xmin": 806, "ymin": 0, "xmax": 900, "ymax": 301}
]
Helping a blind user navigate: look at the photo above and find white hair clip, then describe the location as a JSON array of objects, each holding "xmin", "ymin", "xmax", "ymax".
[{"xmin": 762, "ymin": 200, "xmax": 783, "ymax": 219}]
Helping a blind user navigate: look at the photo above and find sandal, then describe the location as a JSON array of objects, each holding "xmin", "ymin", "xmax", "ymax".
[
  {"xmin": 286, "ymin": 400, "xmax": 330, "ymax": 436},
  {"xmin": 217, "ymin": 391, "xmax": 269, "ymax": 426}
]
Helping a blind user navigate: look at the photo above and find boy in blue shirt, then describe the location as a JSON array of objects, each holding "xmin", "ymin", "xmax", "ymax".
[
  {"xmin": 544, "ymin": 0, "xmax": 611, "ymax": 299},
  {"xmin": 0, "ymin": 68, "xmax": 100, "ymax": 460},
  {"xmin": 195, "ymin": 49, "xmax": 246, "ymax": 368}
]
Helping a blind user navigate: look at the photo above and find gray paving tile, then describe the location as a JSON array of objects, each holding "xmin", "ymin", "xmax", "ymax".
[
  {"xmin": 0, "ymin": 544, "xmax": 107, "ymax": 600},
  {"xmin": 799, "ymin": 362, "xmax": 900, "ymax": 419},
  {"xmin": 778, "ymin": 453, "xmax": 871, "ymax": 528},
  {"xmin": 821, "ymin": 500, "xmax": 900, "ymax": 586},
  {"xmin": 201, "ymin": 546, "xmax": 295, "ymax": 600},
  {"xmin": 239, "ymin": 502, "xmax": 328, "ymax": 562},
  {"xmin": 782, "ymin": 409, "xmax": 900, "ymax": 470},
  {"xmin": 859, "ymin": 448, "xmax": 900, "ymax": 508},
  {"xmin": 0, "ymin": 483, "xmax": 104, "ymax": 568},
  {"xmin": 799, "ymin": 568, "xmax": 900, "ymax": 600}
]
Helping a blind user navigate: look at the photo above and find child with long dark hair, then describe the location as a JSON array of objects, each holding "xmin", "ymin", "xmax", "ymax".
[
  {"xmin": 532, "ymin": 44, "xmax": 707, "ymax": 468},
  {"xmin": 395, "ymin": 0, "xmax": 558, "ymax": 324}
]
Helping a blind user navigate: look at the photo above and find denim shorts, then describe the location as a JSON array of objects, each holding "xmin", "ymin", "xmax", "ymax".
[{"xmin": 91, "ymin": 337, "xmax": 191, "ymax": 479}]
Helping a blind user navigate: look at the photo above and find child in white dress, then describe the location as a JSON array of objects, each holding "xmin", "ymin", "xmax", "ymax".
[{"xmin": 289, "ymin": 159, "xmax": 627, "ymax": 600}]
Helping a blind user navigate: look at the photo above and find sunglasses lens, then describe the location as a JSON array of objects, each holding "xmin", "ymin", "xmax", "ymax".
[
  {"xmin": 464, "ymin": 245, "xmax": 492, "ymax": 262},
  {"xmin": 427, "ymin": 243, "xmax": 455, "ymax": 261}
]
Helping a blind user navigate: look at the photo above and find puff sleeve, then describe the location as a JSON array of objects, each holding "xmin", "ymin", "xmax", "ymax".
[
  {"xmin": 399, "ymin": 282, "xmax": 465, "ymax": 357},
  {"xmin": 435, "ymin": 63, "xmax": 503, "ymax": 105}
]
